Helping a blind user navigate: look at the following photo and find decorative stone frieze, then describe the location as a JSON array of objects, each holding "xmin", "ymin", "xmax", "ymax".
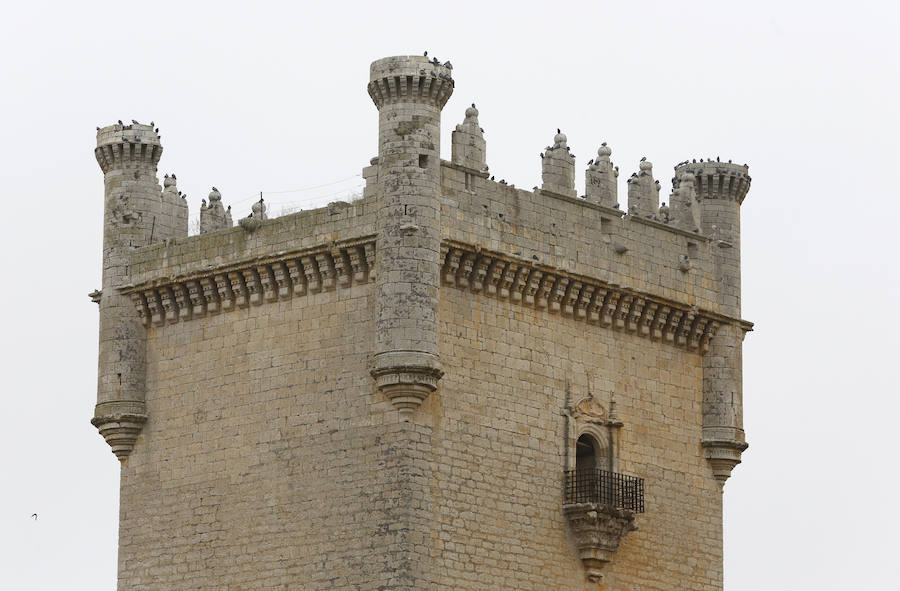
[
  {"xmin": 123, "ymin": 238, "xmax": 375, "ymax": 326},
  {"xmin": 441, "ymin": 241, "xmax": 740, "ymax": 352}
]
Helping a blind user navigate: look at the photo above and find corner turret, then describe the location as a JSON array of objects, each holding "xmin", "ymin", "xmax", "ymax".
[
  {"xmin": 368, "ymin": 55, "xmax": 452, "ymax": 417},
  {"xmin": 92, "ymin": 121, "xmax": 184, "ymax": 460},
  {"xmin": 675, "ymin": 159, "xmax": 752, "ymax": 485}
]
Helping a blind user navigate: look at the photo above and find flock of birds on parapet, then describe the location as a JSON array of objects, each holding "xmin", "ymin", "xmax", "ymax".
[{"xmin": 420, "ymin": 52, "xmax": 453, "ymax": 82}]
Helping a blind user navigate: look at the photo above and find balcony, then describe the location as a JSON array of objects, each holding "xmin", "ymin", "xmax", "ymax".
[
  {"xmin": 563, "ymin": 469, "xmax": 645, "ymax": 512},
  {"xmin": 563, "ymin": 469, "xmax": 644, "ymax": 582}
]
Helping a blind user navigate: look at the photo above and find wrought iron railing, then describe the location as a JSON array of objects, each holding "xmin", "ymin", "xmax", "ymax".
[{"xmin": 564, "ymin": 469, "xmax": 645, "ymax": 513}]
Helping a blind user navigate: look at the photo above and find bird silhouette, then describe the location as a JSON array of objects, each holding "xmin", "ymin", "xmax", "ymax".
[
  {"xmin": 471, "ymin": 103, "xmax": 475, "ymax": 108},
  {"xmin": 31, "ymin": 513, "xmax": 37, "ymax": 521},
  {"xmin": 490, "ymin": 175, "xmax": 495, "ymax": 181},
  {"xmin": 557, "ymin": 128, "xmax": 561, "ymax": 134},
  {"xmin": 150, "ymin": 121, "xmax": 154, "ymax": 127},
  {"xmin": 540, "ymin": 153, "xmax": 544, "ymax": 159},
  {"xmin": 588, "ymin": 159, "xmax": 594, "ymax": 165},
  {"xmin": 640, "ymin": 156, "xmax": 647, "ymax": 162},
  {"xmin": 117, "ymin": 120, "xmax": 123, "ymax": 125},
  {"xmin": 424, "ymin": 51, "xmax": 428, "ymax": 57},
  {"xmin": 96, "ymin": 126, "xmax": 100, "ymax": 130},
  {"xmin": 601, "ymin": 142, "xmax": 607, "ymax": 147}
]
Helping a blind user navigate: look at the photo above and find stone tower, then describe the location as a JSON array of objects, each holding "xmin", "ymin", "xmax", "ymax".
[
  {"xmin": 92, "ymin": 123, "xmax": 186, "ymax": 460},
  {"xmin": 90, "ymin": 55, "xmax": 752, "ymax": 590},
  {"xmin": 367, "ymin": 55, "xmax": 453, "ymax": 416}
]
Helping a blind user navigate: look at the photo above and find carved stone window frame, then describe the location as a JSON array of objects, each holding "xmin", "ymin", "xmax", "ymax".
[{"xmin": 564, "ymin": 394, "xmax": 623, "ymax": 473}]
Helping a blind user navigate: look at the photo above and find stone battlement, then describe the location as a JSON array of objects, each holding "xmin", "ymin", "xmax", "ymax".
[{"xmin": 90, "ymin": 54, "xmax": 753, "ymax": 591}]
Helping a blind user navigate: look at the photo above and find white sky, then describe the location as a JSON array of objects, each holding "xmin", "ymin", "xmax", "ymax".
[{"xmin": 2, "ymin": 1, "xmax": 898, "ymax": 589}]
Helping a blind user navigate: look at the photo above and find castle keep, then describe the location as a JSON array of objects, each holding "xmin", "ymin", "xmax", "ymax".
[{"xmin": 91, "ymin": 55, "xmax": 752, "ymax": 590}]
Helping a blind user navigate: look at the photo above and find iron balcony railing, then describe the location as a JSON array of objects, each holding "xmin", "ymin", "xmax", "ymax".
[{"xmin": 564, "ymin": 469, "xmax": 645, "ymax": 513}]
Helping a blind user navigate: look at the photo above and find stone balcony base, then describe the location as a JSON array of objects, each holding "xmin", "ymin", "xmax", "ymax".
[{"xmin": 563, "ymin": 502, "xmax": 637, "ymax": 582}]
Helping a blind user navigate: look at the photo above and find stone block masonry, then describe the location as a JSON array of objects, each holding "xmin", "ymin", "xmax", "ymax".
[{"xmin": 91, "ymin": 54, "xmax": 752, "ymax": 590}]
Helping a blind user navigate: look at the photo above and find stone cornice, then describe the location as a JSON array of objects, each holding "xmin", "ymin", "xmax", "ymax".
[
  {"xmin": 121, "ymin": 236, "xmax": 376, "ymax": 327},
  {"xmin": 441, "ymin": 240, "xmax": 751, "ymax": 352}
]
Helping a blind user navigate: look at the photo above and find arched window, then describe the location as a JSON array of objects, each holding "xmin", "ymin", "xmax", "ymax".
[{"xmin": 576, "ymin": 433, "xmax": 601, "ymax": 472}]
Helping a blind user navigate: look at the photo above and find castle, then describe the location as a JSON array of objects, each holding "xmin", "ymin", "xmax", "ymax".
[{"xmin": 91, "ymin": 54, "xmax": 752, "ymax": 590}]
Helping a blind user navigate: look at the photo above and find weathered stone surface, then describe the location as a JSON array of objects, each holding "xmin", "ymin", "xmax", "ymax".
[{"xmin": 90, "ymin": 55, "xmax": 752, "ymax": 590}]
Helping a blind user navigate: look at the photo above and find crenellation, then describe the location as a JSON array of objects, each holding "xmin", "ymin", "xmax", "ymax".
[{"xmin": 91, "ymin": 54, "xmax": 753, "ymax": 591}]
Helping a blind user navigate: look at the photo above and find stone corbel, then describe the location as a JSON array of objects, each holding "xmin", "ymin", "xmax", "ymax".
[
  {"xmin": 371, "ymin": 364, "xmax": 444, "ymax": 420},
  {"xmin": 564, "ymin": 503, "xmax": 637, "ymax": 583},
  {"xmin": 91, "ymin": 401, "xmax": 148, "ymax": 462}
]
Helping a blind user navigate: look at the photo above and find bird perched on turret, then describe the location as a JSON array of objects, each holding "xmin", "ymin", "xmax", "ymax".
[
  {"xmin": 132, "ymin": 119, "xmax": 139, "ymax": 125},
  {"xmin": 96, "ymin": 126, "xmax": 100, "ymax": 130},
  {"xmin": 490, "ymin": 175, "xmax": 495, "ymax": 181},
  {"xmin": 117, "ymin": 120, "xmax": 123, "ymax": 125},
  {"xmin": 150, "ymin": 121, "xmax": 154, "ymax": 127},
  {"xmin": 601, "ymin": 142, "xmax": 607, "ymax": 147},
  {"xmin": 640, "ymin": 156, "xmax": 647, "ymax": 162},
  {"xmin": 424, "ymin": 51, "xmax": 428, "ymax": 57},
  {"xmin": 471, "ymin": 103, "xmax": 476, "ymax": 108},
  {"xmin": 557, "ymin": 128, "xmax": 561, "ymax": 134},
  {"xmin": 588, "ymin": 159, "xmax": 594, "ymax": 165},
  {"xmin": 540, "ymin": 153, "xmax": 544, "ymax": 159},
  {"xmin": 212, "ymin": 186, "xmax": 218, "ymax": 192}
]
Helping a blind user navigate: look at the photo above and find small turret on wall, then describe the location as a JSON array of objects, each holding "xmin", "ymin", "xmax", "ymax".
[
  {"xmin": 627, "ymin": 158, "xmax": 660, "ymax": 218},
  {"xmin": 541, "ymin": 130, "xmax": 576, "ymax": 198},
  {"xmin": 451, "ymin": 104, "xmax": 486, "ymax": 172},
  {"xmin": 584, "ymin": 143, "xmax": 618, "ymax": 208},
  {"xmin": 200, "ymin": 186, "xmax": 233, "ymax": 233}
]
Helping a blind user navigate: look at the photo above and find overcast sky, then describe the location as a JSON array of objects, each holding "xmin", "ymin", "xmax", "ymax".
[{"xmin": 2, "ymin": 1, "xmax": 898, "ymax": 589}]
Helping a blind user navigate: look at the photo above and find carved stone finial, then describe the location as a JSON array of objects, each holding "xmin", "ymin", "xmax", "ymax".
[
  {"xmin": 627, "ymin": 159, "xmax": 659, "ymax": 217},
  {"xmin": 585, "ymin": 143, "xmax": 618, "ymax": 208},
  {"xmin": 451, "ymin": 103, "xmax": 486, "ymax": 171},
  {"xmin": 542, "ymin": 130, "xmax": 576, "ymax": 197},
  {"xmin": 200, "ymin": 186, "xmax": 234, "ymax": 234}
]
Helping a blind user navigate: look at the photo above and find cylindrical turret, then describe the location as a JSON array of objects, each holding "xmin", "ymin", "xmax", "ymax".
[
  {"xmin": 93, "ymin": 122, "xmax": 180, "ymax": 460},
  {"xmin": 675, "ymin": 160, "xmax": 752, "ymax": 485},
  {"xmin": 367, "ymin": 55, "xmax": 453, "ymax": 418}
]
